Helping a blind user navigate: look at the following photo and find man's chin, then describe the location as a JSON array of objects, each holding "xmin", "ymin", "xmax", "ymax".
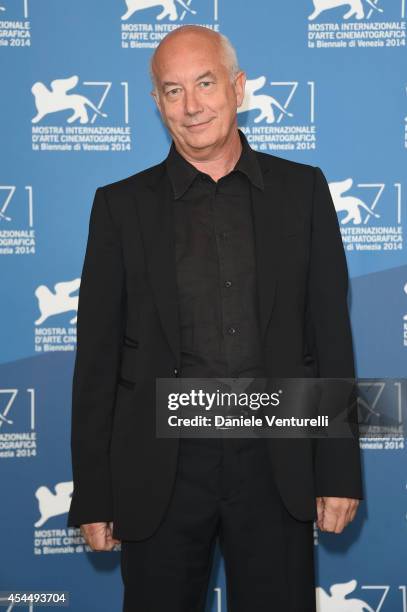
[{"xmin": 182, "ymin": 129, "xmax": 218, "ymax": 151}]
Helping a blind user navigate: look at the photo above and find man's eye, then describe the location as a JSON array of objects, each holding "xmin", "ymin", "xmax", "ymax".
[
  {"xmin": 199, "ymin": 81, "xmax": 213, "ymax": 88},
  {"xmin": 167, "ymin": 88, "xmax": 180, "ymax": 96}
]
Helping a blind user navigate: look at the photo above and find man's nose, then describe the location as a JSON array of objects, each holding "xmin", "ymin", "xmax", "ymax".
[{"xmin": 184, "ymin": 89, "xmax": 203, "ymax": 116}]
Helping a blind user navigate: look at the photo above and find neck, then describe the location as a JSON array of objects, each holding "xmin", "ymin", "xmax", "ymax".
[{"xmin": 174, "ymin": 129, "xmax": 242, "ymax": 183}]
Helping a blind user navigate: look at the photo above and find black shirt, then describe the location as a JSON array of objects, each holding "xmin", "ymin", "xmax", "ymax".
[{"xmin": 165, "ymin": 129, "xmax": 265, "ymax": 379}]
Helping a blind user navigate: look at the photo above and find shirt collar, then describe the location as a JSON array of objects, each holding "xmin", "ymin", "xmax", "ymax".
[{"xmin": 165, "ymin": 128, "xmax": 264, "ymax": 200}]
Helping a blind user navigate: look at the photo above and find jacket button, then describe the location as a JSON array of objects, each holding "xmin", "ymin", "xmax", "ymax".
[{"xmin": 173, "ymin": 368, "xmax": 179, "ymax": 376}]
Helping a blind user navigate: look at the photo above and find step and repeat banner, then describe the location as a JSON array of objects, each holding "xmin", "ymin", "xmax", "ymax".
[{"xmin": 1, "ymin": 0, "xmax": 406, "ymax": 610}]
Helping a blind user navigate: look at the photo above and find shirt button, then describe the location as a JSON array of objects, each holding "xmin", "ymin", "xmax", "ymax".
[
  {"xmin": 224, "ymin": 280, "xmax": 232, "ymax": 288},
  {"xmin": 173, "ymin": 368, "xmax": 179, "ymax": 376},
  {"xmin": 227, "ymin": 326, "xmax": 237, "ymax": 335}
]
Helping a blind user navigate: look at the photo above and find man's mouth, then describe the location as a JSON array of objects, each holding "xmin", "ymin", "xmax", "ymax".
[{"xmin": 185, "ymin": 118, "xmax": 214, "ymax": 130}]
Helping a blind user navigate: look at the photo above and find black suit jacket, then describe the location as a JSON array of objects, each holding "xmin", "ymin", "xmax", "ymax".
[{"xmin": 67, "ymin": 146, "xmax": 363, "ymax": 541}]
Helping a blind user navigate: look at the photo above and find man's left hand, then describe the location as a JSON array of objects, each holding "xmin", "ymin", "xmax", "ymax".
[{"xmin": 316, "ymin": 496, "xmax": 359, "ymax": 533}]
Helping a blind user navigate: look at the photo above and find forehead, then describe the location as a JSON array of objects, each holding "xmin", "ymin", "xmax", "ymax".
[{"xmin": 154, "ymin": 35, "xmax": 225, "ymax": 84}]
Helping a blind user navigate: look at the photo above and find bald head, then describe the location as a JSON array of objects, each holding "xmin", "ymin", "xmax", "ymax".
[{"xmin": 150, "ymin": 26, "xmax": 239, "ymax": 93}]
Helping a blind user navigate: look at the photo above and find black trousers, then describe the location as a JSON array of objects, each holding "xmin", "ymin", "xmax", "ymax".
[{"xmin": 120, "ymin": 435, "xmax": 316, "ymax": 612}]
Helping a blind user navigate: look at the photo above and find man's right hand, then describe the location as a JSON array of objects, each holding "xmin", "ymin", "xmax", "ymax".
[{"xmin": 80, "ymin": 522, "xmax": 121, "ymax": 551}]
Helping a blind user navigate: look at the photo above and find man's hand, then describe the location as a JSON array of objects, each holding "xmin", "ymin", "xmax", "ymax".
[
  {"xmin": 80, "ymin": 522, "xmax": 121, "ymax": 551},
  {"xmin": 316, "ymin": 496, "xmax": 359, "ymax": 533}
]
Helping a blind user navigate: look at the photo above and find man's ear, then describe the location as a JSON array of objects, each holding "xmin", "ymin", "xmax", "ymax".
[
  {"xmin": 235, "ymin": 71, "xmax": 246, "ymax": 108},
  {"xmin": 151, "ymin": 90, "xmax": 161, "ymax": 112}
]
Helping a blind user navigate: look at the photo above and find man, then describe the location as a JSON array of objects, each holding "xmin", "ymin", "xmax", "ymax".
[{"xmin": 68, "ymin": 25, "xmax": 363, "ymax": 611}]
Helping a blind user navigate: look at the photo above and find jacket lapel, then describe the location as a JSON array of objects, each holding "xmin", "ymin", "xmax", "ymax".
[
  {"xmin": 136, "ymin": 166, "xmax": 181, "ymax": 366},
  {"xmin": 251, "ymin": 159, "xmax": 284, "ymax": 338},
  {"xmin": 136, "ymin": 153, "xmax": 285, "ymax": 366}
]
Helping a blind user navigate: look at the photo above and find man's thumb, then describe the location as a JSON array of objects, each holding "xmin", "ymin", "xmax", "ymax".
[{"xmin": 108, "ymin": 521, "xmax": 121, "ymax": 545}]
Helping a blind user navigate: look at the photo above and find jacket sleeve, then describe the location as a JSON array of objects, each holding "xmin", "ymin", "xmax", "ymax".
[
  {"xmin": 67, "ymin": 187, "xmax": 125, "ymax": 527},
  {"xmin": 308, "ymin": 167, "xmax": 363, "ymax": 500}
]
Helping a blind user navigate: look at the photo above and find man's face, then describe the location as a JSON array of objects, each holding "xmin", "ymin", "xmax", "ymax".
[{"xmin": 151, "ymin": 32, "xmax": 245, "ymax": 156}]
